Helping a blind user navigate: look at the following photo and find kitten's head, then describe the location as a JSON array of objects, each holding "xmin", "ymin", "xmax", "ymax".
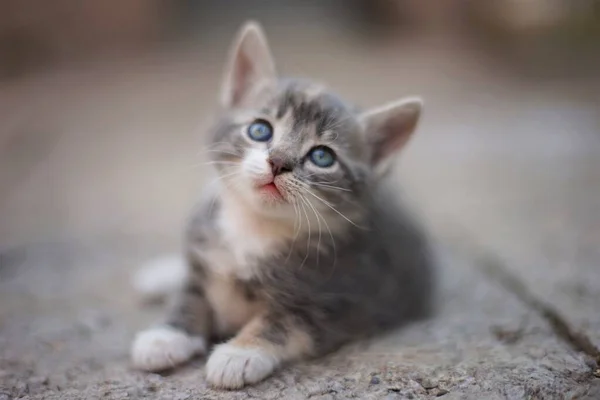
[{"xmin": 209, "ymin": 22, "xmax": 422, "ymax": 227}]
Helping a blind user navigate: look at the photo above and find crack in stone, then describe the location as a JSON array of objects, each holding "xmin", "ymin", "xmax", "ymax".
[
  {"xmin": 478, "ymin": 253, "xmax": 600, "ymax": 366},
  {"xmin": 444, "ymin": 225, "xmax": 600, "ymax": 369}
]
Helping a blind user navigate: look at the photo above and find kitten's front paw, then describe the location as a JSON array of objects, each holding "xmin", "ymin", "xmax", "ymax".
[
  {"xmin": 206, "ymin": 343, "xmax": 278, "ymax": 389},
  {"xmin": 131, "ymin": 326, "xmax": 206, "ymax": 372}
]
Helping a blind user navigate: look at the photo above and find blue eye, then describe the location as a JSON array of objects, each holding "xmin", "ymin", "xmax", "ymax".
[
  {"xmin": 309, "ymin": 146, "xmax": 336, "ymax": 168},
  {"xmin": 247, "ymin": 120, "xmax": 273, "ymax": 142}
]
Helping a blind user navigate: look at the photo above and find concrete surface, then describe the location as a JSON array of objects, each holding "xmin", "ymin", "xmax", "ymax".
[{"xmin": 1, "ymin": 28, "xmax": 600, "ymax": 399}]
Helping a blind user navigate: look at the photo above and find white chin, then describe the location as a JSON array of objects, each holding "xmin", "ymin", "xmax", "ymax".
[
  {"xmin": 225, "ymin": 179, "xmax": 290, "ymax": 215},
  {"xmin": 256, "ymin": 194, "xmax": 286, "ymax": 209},
  {"xmin": 256, "ymin": 195, "xmax": 294, "ymax": 217}
]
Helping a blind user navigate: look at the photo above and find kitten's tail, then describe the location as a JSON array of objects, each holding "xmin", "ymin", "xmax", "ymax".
[{"xmin": 131, "ymin": 255, "xmax": 187, "ymax": 303}]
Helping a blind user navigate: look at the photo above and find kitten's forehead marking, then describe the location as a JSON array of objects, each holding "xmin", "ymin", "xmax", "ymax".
[
  {"xmin": 276, "ymin": 85, "xmax": 346, "ymax": 136},
  {"xmin": 262, "ymin": 82, "xmax": 366, "ymax": 169},
  {"xmin": 270, "ymin": 107, "xmax": 296, "ymax": 148},
  {"xmin": 302, "ymin": 84, "xmax": 326, "ymax": 101}
]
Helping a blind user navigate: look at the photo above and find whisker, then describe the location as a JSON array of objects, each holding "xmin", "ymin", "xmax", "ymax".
[
  {"xmin": 284, "ymin": 198, "xmax": 302, "ymax": 266},
  {"xmin": 201, "ymin": 149, "xmax": 241, "ymax": 157},
  {"xmin": 302, "ymin": 187, "xmax": 363, "ymax": 228},
  {"xmin": 202, "ymin": 169, "xmax": 241, "ymax": 190},
  {"xmin": 184, "ymin": 161, "xmax": 238, "ymax": 171},
  {"xmin": 303, "ymin": 191, "xmax": 337, "ymax": 272},
  {"xmin": 302, "ymin": 174, "xmax": 341, "ymax": 184},
  {"xmin": 197, "ymin": 141, "xmax": 236, "ymax": 153},
  {"xmin": 311, "ymin": 182, "xmax": 351, "ymax": 192},
  {"xmin": 300, "ymin": 195, "xmax": 321, "ymax": 266},
  {"xmin": 184, "ymin": 161, "xmax": 237, "ymax": 175},
  {"xmin": 323, "ymin": 113, "xmax": 353, "ymax": 132},
  {"xmin": 204, "ymin": 161, "xmax": 239, "ymax": 166},
  {"xmin": 298, "ymin": 198, "xmax": 311, "ymax": 270}
]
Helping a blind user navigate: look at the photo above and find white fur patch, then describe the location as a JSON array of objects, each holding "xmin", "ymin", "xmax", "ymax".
[
  {"xmin": 206, "ymin": 343, "xmax": 278, "ymax": 389},
  {"xmin": 132, "ymin": 255, "xmax": 187, "ymax": 302},
  {"xmin": 211, "ymin": 193, "xmax": 295, "ymax": 280},
  {"xmin": 241, "ymin": 148, "xmax": 272, "ymax": 186},
  {"xmin": 205, "ymin": 275, "xmax": 262, "ymax": 335},
  {"xmin": 131, "ymin": 326, "xmax": 205, "ymax": 371}
]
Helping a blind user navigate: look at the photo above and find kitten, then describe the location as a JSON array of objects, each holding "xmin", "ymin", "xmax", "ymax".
[{"xmin": 131, "ymin": 21, "xmax": 435, "ymax": 389}]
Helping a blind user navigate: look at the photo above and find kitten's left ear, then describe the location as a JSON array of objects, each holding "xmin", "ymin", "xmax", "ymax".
[
  {"xmin": 359, "ymin": 97, "xmax": 423, "ymax": 177},
  {"xmin": 220, "ymin": 21, "xmax": 277, "ymax": 108}
]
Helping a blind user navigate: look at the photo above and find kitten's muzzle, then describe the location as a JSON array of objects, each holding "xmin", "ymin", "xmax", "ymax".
[{"xmin": 268, "ymin": 155, "xmax": 293, "ymax": 177}]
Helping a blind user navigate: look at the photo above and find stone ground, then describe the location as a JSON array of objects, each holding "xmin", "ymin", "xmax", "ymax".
[{"xmin": 1, "ymin": 27, "xmax": 600, "ymax": 399}]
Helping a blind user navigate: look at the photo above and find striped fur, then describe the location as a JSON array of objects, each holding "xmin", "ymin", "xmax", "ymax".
[{"xmin": 131, "ymin": 21, "xmax": 435, "ymax": 389}]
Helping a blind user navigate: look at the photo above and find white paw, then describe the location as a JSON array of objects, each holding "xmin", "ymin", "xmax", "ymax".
[
  {"xmin": 131, "ymin": 326, "xmax": 205, "ymax": 371},
  {"xmin": 206, "ymin": 343, "xmax": 278, "ymax": 389}
]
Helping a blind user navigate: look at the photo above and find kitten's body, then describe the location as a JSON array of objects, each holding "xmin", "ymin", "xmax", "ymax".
[
  {"xmin": 131, "ymin": 22, "xmax": 435, "ymax": 389},
  {"xmin": 181, "ymin": 176, "xmax": 432, "ymax": 337}
]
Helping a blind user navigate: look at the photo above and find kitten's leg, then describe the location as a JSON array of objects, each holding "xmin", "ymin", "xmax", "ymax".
[
  {"xmin": 131, "ymin": 275, "xmax": 212, "ymax": 372},
  {"xmin": 206, "ymin": 312, "xmax": 314, "ymax": 389}
]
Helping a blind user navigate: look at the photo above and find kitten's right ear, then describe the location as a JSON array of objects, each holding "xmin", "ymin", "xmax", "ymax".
[{"xmin": 220, "ymin": 21, "xmax": 277, "ymax": 108}]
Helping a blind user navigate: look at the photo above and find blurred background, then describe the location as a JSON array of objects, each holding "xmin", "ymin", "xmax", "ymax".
[
  {"xmin": 1, "ymin": 1, "xmax": 600, "ymax": 396},
  {"xmin": 1, "ymin": 0, "xmax": 599, "ymax": 250}
]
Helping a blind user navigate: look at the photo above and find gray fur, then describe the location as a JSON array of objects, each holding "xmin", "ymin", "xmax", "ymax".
[
  {"xmin": 139, "ymin": 21, "xmax": 435, "ymax": 387},
  {"xmin": 172, "ymin": 80, "xmax": 435, "ymax": 347},
  {"xmin": 177, "ymin": 166, "xmax": 435, "ymax": 353}
]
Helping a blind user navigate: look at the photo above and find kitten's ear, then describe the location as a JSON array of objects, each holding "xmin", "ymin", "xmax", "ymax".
[
  {"xmin": 220, "ymin": 21, "xmax": 277, "ymax": 108},
  {"xmin": 359, "ymin": 97, "xmax": 423, "ymax": 177}
]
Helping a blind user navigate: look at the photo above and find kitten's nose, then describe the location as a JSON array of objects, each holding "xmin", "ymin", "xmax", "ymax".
[{"xmin": 268, "ymin": 155, "xmax": 292, "ymax": 176}]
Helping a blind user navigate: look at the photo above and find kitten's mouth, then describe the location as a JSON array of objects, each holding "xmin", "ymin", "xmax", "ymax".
[{"xmin": 259, "ymin": 181, "xmax": 283, "ymax": 198}]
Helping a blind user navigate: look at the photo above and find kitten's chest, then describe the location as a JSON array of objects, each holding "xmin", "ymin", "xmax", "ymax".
[
  {"xmin": 196, "ymin": 223, "xmax": 277, "ymax": 335},
  {"xmin": 204, "ymin": 270, "xmax": 264, "ymax": 336},
  {"xmin": 201, "ymin": 205, "xmax": 290, "ymax": 280},
  {"xmin": 198, "ymin": 230, "xmax": 279, "ymax": 280}
]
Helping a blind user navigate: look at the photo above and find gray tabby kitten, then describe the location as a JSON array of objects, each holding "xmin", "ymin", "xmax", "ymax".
[{"xmin": 131, "ymin": 21, "xmax": 434, "ymax": 389}]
